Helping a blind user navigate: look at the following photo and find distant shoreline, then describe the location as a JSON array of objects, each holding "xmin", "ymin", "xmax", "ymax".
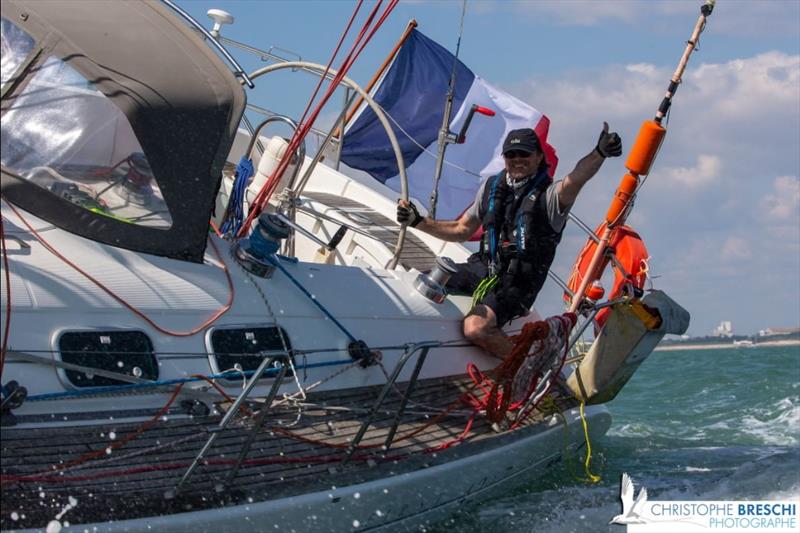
[{"xmin": 655, "ymin": 339, "xmax": 800, "ymax": 351}]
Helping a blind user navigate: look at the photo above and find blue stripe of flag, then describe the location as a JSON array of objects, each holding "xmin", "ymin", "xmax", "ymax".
[{"xmin": 341, "ymin": 29, "xmax": 475, "ymax": 182}]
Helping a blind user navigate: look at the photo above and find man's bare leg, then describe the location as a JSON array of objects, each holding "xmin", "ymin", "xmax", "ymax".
[{"xmin": 463, "ymin": 304, "xmax": 513, "ymax": 359}]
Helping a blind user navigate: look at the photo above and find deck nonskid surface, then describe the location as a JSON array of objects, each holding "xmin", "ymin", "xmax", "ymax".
[{"xmin": 1, "ymin": 375, "xmax": 575, "ymax": 528}]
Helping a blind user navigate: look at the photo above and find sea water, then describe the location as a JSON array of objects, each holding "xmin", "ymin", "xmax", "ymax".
[{"xmin": 443, "ymin": 345, "xmax": 800, "ymax": 532}]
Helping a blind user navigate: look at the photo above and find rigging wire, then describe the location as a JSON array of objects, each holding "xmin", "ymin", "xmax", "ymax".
[{"xmin": 240, "ymin": 0, "xmax": 400, "ymax": 235}]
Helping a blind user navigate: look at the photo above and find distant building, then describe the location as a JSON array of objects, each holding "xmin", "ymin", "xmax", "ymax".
[{"xmin": 712, "ymin": 321, "xmax": 733, "ymax": 337}]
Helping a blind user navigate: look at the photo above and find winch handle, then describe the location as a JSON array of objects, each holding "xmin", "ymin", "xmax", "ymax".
[{"xmin": 456, "ymin": 105, "xmax": 496, "ymax": 144}]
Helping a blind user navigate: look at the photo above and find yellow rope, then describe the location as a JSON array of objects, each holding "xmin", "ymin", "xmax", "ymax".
[
  {"xmin": 539, "ymin": 396, "xmax": 602, "ymax": 484},
  {"xmin": 579, "ymin": 401, "xmax": 602, "ymax": 483}
]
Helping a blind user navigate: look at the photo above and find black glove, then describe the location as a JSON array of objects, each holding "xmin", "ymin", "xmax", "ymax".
[
  {"xmin": 595, "ymin": 121, "xmax": 622, "ymax": 158},
  {"xmin": 397, "ymin": 200, "xmax": 423, "ymax": 227}
]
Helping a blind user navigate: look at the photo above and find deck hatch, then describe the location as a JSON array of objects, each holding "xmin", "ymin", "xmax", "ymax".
[
  {"xmin": 208, "ymin": 326, "xmax": 294, "ymax": 380},
  {"xmin": 58, "ymin": 330, "xmax": 158, "ymax": 387}
]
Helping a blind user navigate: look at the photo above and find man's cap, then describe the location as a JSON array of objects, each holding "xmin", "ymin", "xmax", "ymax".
[{"xmin": 502, "ymin": 128, "xmax": 541, "ymax": 155}]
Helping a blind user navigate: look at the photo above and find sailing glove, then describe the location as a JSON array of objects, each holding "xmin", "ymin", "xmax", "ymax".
[
  {"xmin": 595, "ymin": 121, "xmax": 623, "ymax": 158},
  {"xmin": 397, "ymin": 200, "xmax": 423, "ymax": 227}
]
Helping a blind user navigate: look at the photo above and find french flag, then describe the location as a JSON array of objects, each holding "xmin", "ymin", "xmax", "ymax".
[{"xmin": 341, "ymin": 29, "xmax": 557, "ymax": 220}]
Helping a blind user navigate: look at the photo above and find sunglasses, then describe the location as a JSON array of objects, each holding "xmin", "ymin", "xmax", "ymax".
[{"xmin": 504, "ymin": 150, "xmax": 533, "ymax": 160}]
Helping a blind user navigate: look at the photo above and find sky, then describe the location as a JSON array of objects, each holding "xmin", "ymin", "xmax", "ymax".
[{"xmin": 177, "ymin": 0, "xmax": 800, "ymax": 337}]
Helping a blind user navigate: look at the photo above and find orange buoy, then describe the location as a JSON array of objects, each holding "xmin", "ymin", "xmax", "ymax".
[
  {"xmin": 625, "ymin": 120, "xmax": 666, "ymax": 176},
  {"xmin": 605, "ymin": 173, "xmax": 639, "ymax": 226}
]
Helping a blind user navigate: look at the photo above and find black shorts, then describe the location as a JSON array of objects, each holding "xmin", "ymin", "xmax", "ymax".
[{"xmin": 446, "ymin": 253, "xmax": 538, "ymax": 328}]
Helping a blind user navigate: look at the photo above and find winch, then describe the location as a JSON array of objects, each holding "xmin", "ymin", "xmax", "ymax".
[
  {"xmin": 233, "ymin": 213, "xmax": 290, "ymax": 277},
  {"xmin": 414, "ymin": 256, "xmax": 457, "ymax": 303}
]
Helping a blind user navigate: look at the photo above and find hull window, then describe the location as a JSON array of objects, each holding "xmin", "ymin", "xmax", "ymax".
[
  {"xmin": 208, "ymin": 327, "xmax": 294, "ymax": 381},
  {"xmin": 58, "ymin": 331, "xmax": 158, "ymax": 388}
]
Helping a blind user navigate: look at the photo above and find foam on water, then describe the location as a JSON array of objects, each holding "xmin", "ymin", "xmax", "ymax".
[
  {"xmin": 738, "ymin": 396, "xmax": 799, "ymax": 446},
  {"xmin": 445, "ymin": 346, "xmax": 800, "ymax": 532},
  {"xmin": 445, "ymin": 446, "xmax": 799, "ymax": 533}
]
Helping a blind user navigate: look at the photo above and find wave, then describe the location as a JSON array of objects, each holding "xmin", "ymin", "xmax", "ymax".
[
  {"xmin": 447, "ymin": 445, "xmax": 799, "ymax": 532},
  {"xmin": 607, "ymin": 395, "xmax": 799, "ymax": 447}
]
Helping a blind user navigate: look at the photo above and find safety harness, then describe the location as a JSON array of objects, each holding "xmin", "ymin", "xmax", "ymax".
[{"xmin": 474, "ymin": 169, "xmax": 561, "ymax": 306}]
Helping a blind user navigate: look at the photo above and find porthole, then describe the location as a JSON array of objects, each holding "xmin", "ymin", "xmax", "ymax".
[
  {"xmin": 58, "ymin": 330, "xmax": 158, "ymax": 388},
  {"xmin": 208, "ymin": 326, "xmax": 294, "ymax": 381}
]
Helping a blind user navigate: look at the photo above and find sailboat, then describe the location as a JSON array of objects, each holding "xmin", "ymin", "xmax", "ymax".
[{"xmin": 1, "ymin": 0, "xmax": 709, "ymax": 530}]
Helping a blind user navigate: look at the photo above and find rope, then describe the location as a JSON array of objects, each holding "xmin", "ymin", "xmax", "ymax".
[
  {"xmin": 484, "ymin": 319, "xmax": 551, "ymax": 423},
  {"xmin": 268, "ymin": 256, "xmax": 357, "ymax": 342},
  {"xmin": 240, "ymin": 0, "xmax": 400, "ymax": 234},
  {"xmin": 463, "ymin": 314, "xmax": 575, "ymax": 426},
  {"xmin": 579, "ymin": 401, "xmax": 601, "ymax": 483},
  {"xmin": 471, "ymin": 274, "xmax": 498, "ymax": 308},
  {"xmin": 3, "ymin": 200, "xmax": 234, "ymax": 337},
  {"xmin": 219, "ymin": 156, "xmax": 254, "ymax": 236},
  {"xmin": 539, "ymin": 395, "xmax": 601, "ymax": 484},
  {"xmin": 0, "ymin": 383, "xmax": 186, "ymax": 485}
]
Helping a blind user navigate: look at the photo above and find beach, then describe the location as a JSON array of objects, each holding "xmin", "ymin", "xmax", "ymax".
[{"xmin": 655, "ymin": 339, "xmax": 800, "ymax": 351}]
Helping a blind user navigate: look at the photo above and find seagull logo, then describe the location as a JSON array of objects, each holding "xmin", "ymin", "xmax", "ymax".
[{"xmin": 610, "ymin": 472, "xmax": 649, "ymax": 525}]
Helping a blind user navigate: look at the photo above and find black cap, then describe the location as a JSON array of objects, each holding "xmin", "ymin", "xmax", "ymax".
[{"xmin": 502, "ymin": 128, "xmax": 541, "ymax": 155}]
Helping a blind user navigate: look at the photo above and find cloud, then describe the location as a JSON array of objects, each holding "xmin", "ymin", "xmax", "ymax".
[
  {"xmin": 501, "ymin": 51, "xmax": 799, "ymax": 335},
  {"xmin": 721, "ymin": 237, "xmax": 752, "ymax": 261},
  {"xmin": 694, "ymin": 52, "xmax": 800, "ymax": 119},
  {"xmin": 760, "ymin": 175, "xmax": 800, "ymax": 221},
  {"xmin": 661, "ymin": 154, "xmax": 721, "ymax": 188}
]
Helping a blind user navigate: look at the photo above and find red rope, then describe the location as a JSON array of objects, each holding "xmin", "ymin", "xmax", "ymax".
[
  {"xmin": 239, "ymin": 0, "xmax": 400, "ymax": 235},
  {"xmin": 0, "ymin": 383, "xmax": 187, "ymax": 486},
  {"xmin": 4, "ymin": 201, "xmax": 234, "ymax": 337},
  {"xmin": 464, "ymin": 314, "xmax": 577, "ymax": 424},
  {"xmin": 293, "ymin": 0, "xmax": 365, "ymax": 137},
  {"xmin": 484, "ymin": 320, "xmax": 551, "ymax": 423},
  {"xmin": 510, "ymin": 318, "xmax": 574, "ymax": 429}
]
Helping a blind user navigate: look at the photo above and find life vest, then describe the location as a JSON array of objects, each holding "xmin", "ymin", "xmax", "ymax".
[
  {"xmin": 480, "ymin": 170, "xmax": 562, "ymax": 296},
  {"xmin": 564, "ymin": 221, "xmax": 649, "ymax": 327}
]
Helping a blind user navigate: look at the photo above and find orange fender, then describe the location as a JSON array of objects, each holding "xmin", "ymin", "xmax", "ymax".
[{"xmin": 564, "ymin": 223, "xmax": 649, "ymax": 327}]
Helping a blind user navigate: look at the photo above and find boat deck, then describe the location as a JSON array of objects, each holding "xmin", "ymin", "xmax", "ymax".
[
  {"xmin": 301, "ymin": 191, "xmax": 440, "ymax": 272},
  {"xmin": 0, "ymin": 375, "xmax": 576, "ymax": 529}
]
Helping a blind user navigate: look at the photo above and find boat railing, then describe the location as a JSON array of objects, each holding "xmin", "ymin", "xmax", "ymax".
[
  {"xmin": 170, "ymin": 353, "xmax": 289, "ymax": 497},
  {"xmin": 342, "ymin": 341, "xmax": 440, "ymax": 465},
  {"xmin": 160, "ymin": 0, "xmax": 254, "ymax": 88}
]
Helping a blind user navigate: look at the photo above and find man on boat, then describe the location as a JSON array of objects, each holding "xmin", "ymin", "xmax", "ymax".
[{"xmin": 397, "ymin": 124, "xmax": 622, "ymax": 359}]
